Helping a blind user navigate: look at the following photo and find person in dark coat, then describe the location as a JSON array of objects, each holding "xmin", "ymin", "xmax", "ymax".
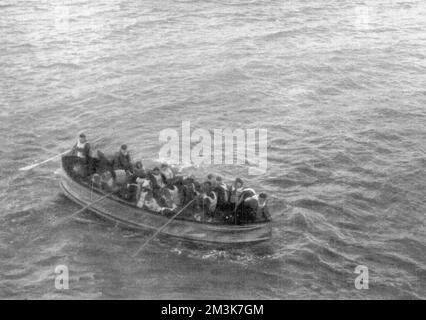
[
  {"xmin": 213, "ymin": 176, "xmax": 230, "ymax": 211},
  {"xmin": 147, "ymin": 167, "xmax": 167, "ymax": 199},
  {"xmin": 128, "ymin": 161, "xmax": 147, "ymax": 184},
  {"xmin": 113, "ymin": 144, "xmax": 133, "ymax": 173}
]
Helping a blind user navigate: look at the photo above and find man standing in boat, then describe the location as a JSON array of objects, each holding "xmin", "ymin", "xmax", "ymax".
[
  {"xmin": 71, "ymin": 133, "xmax": 91, "ymax": 163},
  {"xmin": 69, "ymin": 133, "xmax": 92, "ymax": 178}
]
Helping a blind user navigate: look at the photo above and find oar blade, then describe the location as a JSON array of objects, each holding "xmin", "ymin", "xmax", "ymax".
[
  {"xmin": 19, "ymin": 164, "xmax": 37, "ymax": 171},
  {"xmin": 18, "ymin": 150, "xmax": 70, "ymax": 172}
]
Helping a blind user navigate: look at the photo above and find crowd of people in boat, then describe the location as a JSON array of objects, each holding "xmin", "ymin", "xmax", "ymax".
[{"xmin": 69, "ymin": 133, "xmax": 271, "ymax": 224}]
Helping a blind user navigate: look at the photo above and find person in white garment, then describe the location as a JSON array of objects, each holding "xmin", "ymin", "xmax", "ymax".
[
  {"xmin": 230, "ymin": 178, "xmax": 244, "ymax": 208},
  {"xmin": 160, "ymin": 163, "xmax": 175, "ymax": 183},
  {"xmin": 142, "ymin": 189, "xmax": 174, "ymax": 215},
  {"xmin": 71, "ymin": 133, "xmax": 91, "ymax": 162}
]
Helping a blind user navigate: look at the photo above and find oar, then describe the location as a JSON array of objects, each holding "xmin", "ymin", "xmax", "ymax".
[
  {"xmin": 132, "ymin": 199, "xmax": 196, "ymax": 257},
  {"xmin": 54, "ymin": 191, "xmax": 116, "ymax": 226},
  {"xmin": 19, "ymin": 137, "xmax": 104, "ymax": 172},
  {"xmin": 19, "ymin": 150, "xmax": 71, "ymax": 171}
]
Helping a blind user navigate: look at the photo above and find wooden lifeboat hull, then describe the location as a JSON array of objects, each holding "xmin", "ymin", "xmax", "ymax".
[{"xmin": 58, "ymin": 169, "xmax": 272, "ymax": 245}]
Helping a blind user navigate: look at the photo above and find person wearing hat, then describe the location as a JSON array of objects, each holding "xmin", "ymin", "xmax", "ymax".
[
  {"xmin": 71, "ymin": 133, "xmax": 91, "ymax": 162},
  {"xmin": 113, "ymin": 144, "xmax": 133, "ymax": 174},
  {"xmin": 134, "ymin": 161, "xmax": 147, "ymax": 179}
]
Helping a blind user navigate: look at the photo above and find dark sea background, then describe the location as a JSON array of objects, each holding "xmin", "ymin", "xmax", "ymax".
[{"xmin": 0, "ymin": 0, "xmax": 425, "ymax": 299}]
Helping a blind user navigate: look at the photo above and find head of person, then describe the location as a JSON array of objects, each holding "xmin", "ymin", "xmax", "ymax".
[
  {"xmin": 92, "ymin": 173, "xmax": 101, "ymax": 184},
  {"xmin": 161, "ymin": 163, "xmax": 169, "ymax": 170},
  {"xmin": 207, "ymin": 174, "xmax": 215, "ymax": 181},
  {"xmin": 153, "ymin": 167, "xmax": 160, "ymax": 175},
  {"xmin": 259, "ymin": 193, "xmax": 268, "ymax": 206},
  {"xmin": 135, "ymin": 161, "xmax": 143, "ymax": 169},
  {"xmin": 120, "ymin": 144, "xmax": 128, "ymax": 156},
  {"xmin": 216, "ymin": 176, "xmax": 223, "ymax": 183},
  {"xmin": 102, "ymin": 171, "xmax": 112, "ymax": 182},
  {"xmin": 203, "ymin": 181, "xmax": 212, "ymax": 190},
  {"xmin": 79, "ymin": 133, "xmax": 87, "ymax": 144},
  {"xmin": 235, "ymin": 178, "xmax": 243, "ymax": 188}
]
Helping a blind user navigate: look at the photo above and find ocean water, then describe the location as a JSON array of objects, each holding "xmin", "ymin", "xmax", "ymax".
[{"xmin": 0, "ymin": 0, "xmax": 425, "ymax": 299}]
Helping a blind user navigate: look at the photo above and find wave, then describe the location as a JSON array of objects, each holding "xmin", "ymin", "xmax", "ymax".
[
  {"xmin": 292, "ymin": 199, "xmax": 356, "ymax": 220},
  {"xmin": 36, "ymin": 62, "xmax": 83, "ymax": 70},
  {"xmin": 0, "ymin": 4, "xmax": 14, "ymax": 9}
]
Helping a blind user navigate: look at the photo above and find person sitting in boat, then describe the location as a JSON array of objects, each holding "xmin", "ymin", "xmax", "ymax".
[
  {"xmin": 181, "ymin": 176, "xmax": 200, "ymax": 209},
  {"xmin": 122, "ymin": 182, "xmax": 139, "ymax": 202},
  {"xmin": 142, "ymin": 189, "xmax": 175, "ymax": 216},
  {"xmin": 201, "ymin": 181, "xmax": 217, "ymax": 220},
  {"xmin": 235, "ymin": 188, "xmax": 256, "ymax": 208},
  {"xmin": 207, "ymin": 174, "xmax": 217, "ymax": 188},
  {"xmin": 128, "ymin": 162, "xmax": 147, "ymax": 199},
  {"xmin": 71, "ymin": 133, "xmax": 91, "ymax": 162},
  {"xmin": 113, "ymin": 144, "xmax": 133, "ymax": 174},
  {"xmin": 160, "ymin": 187, "xmax": 179, "ymax": 211},
  {"xmin": 142, "ymin": 189, "xmax": 161, "ymax": 212},
  {"xmin": 136, "ymin": 179, "xmax": 152, "ymax": 208},
  {"xmin": 160, "ymin": 163, "xmax": 175, "ymax": 183},
  {"xmin": 166, "ymin": 184, "xmax": 181, "ymax": 207},
  {"xmin": 133, "ymin": 161, "xmax": 146, "ymax": 179},
  {"xmin": 100, "ymin": 171, "xmax": 119, "ymax": 193},
  {"xmin": 148, "ymin": 167, "xmax": 167, "ymax": 193},
  {"xmin": 229, "ymin": 178, "xmax": 244, "ymax": 209},
  {"xmin": 214, "ymin": 176, "xmax": 230, "ymax": 211},
  {"xmin": 234, "ymin": 187, "xmax": 257, "ymax": 224},
  {"xmin": 96, "ymin": 150, "xmax": 114, "ymax": 176},
  {"xmin": 243, "ymin": 192, "xmax": 271, "ymax": 222},
  {"xmin": 91, "ymin": 173, "xmax": 102, "ymax": 188}
]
